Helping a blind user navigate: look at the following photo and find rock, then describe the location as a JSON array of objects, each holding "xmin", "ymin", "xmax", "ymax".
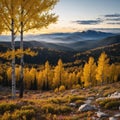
[
  {"xmin": 109, "ymin": 117, "xmax": 117, "ymax": 120},
  {"xmin": 88, "ymin": 96, "xmax": 95, "ymax": 100},
  {"xmin": 71, "ymin": 89, "xmax": 77, "ymax": 93},
  {"xmin": 96, "ymin": 97, "xmax": 105, "ymax": 101},
  {"xmin": 114, "ymin": 113, "xmax": 120, "ymax": 118},
  {"xmin": 78, "ymin": 104, "xmax": 95, "ymax": 112},
  {"xmin": 96, "ymin": 111, "xmax": 109, "ymax": 118},
  {"xmin": 110, "ymin": 91, "xmax": 120, "ymax": 99},
  {"xmin": 85, "ymin": 99, "xmax": 92, "ymax": 104},
  {"xmin": 69, "ymin": 103, "xmax": 76, "ymax": 107}
]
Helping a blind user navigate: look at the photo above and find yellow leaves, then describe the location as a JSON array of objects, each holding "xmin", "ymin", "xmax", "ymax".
[
  {"xmin": 96, "ymin": 52, "xmax": 110, "ymax": 84},
  {"xmin": 0, "ymin": 48, "xmax": 37, "ymax": 60},
  {"xmin": 81, "ymin": 57, "xmax": 96, "ymax": 87},
  {"xmin": 24, "ymin": 48, "xmax": 38, "ymax": 57}
]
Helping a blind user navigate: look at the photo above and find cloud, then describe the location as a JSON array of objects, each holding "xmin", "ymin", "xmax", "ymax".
[
  {"xmin": 104, "ymin": 13, "xmax": 120, "ymax": 18},
  {"xmin": 104, "ymin": 14, "xmax": 120, "ymax": 24},
  {"xmin": 106, "ymin": 18, "xmax": 120, "ymax": 21},
  {"xmin": 93, "ymin": 28, "xmax": 120, "ymax": 33},
  {"xmin": 73, "ymin": 19, "xmax": 102, "ymax": 25},
  {"xmin": 107, "ymin": 22, "xmax": 120, "ymax": 25}
]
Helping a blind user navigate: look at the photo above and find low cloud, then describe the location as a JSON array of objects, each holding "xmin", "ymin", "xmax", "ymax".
[
  {"xmin": 104, "ymin": 13, "xmax": 120, "ymax": 24},
  {"xmin": 106, "ymin": 18, "xmax": 120, "ymax": 21},
  {"xmin": 93, "ymin": 28, "xmax": 120, "ymax": 33},
  {"xmin": 73, "ymin": 19, "xmax": 102, "ymax": 25},
  {"xmin": 107, "ymin": 22, "xmax": 120, "ymax": 25},
  {"xmin": 104, "ymin": 13, "xmax": 120, "ymax": 18}
]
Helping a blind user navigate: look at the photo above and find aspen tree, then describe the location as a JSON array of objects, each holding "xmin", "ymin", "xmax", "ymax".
[
  {"xmin": 17, "ymin": 0, "xmax": 59, "ymax": 97},
  {"xmin": 0, "ymin": 0, "xmax": 20, "ymax": 99},
  {"xmin": 96, "ymin": 52, "xmax": 109, "ymax": 85},
  {"xmin": 53, "ymin": 59, "xmax": 64, "ymax": 88},
  {"xmin": 82, "ymin": 57, "xmax": 96, "ymax": 87}
]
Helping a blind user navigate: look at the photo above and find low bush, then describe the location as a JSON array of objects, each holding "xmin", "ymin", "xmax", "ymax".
[
  {"xmin": 59, "ymin": 85, "xmax": 66, "ymax": 92},
  {"xmin": 1, "ymin": 109, "xmax": 35, "ymax": 120},
  {"xmin": 97, "ymin": 98, "xmax": 120, "ymax": 110},
  {"xmin": 69, "ymin": 95, "xmax": 85, "ymax": 103},
  {"xmin": 12, "ymin": 109, "xmax": 35, "ymax": 120},
  {"xmin": 0, "ymin": 103, "xmax": 18, "ymax": 115},
  {"xmin": 41, "ymin": 103, "xmax": 72, "ymax": 114},
  {"xmin": 41, "ymin": 103, "xmax": 57, "ymax": 114},
  {"xmin": 21, "ymin": 105, "xmax": 36, "ymax": 111},
  {"xmin": 54, "ymin": 88, "xmax": 59, "ymax": 93},
  {"xmin": 105, "ymin": 101, "xmax": 120, "ymax": 110},
  {"xmin": 1, "ymin": 112, "xmax": 12, "ymax": 120},
  {"xmin": 59, "ymin": 105, "xmax": 72, "ymax": 114},
  {"xmin": 75, "ymin": 100, "xmax": 84, "ymax": 107},
  {"xmin": 50, "ymin": 97, "xmax": 68, "ymax": 104}
]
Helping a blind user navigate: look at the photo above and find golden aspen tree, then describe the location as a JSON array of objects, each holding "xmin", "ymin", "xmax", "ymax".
[
  {"xmin": 76, "ymin": 69, "xmax": 83, "ymax": 86},
  {"xmin": 15, "ymin": 67, "xmax": 20, "ymax": 83},
  {"xmin": 24, "ymin": 68, "xmax": 31, "ymax": 89},
  {"xmin": 36, "ymin": 71, "xmax": 44, "ymax": 90},
  {"xmin": 96, "ymin": 52, "xmax": 109, "ymax": 85},
  {"xmin": 17, "ymin": 0, "xmax": 59, "ymax": 97},
  {"xmin": 42, "ymin": 61, "xmax": 52, "ymax": 90},
  {"xmin": 53, "ymin": 59, "xmax": 64, "ymax": 89},
  {"xmin": 81, "ymin": 57, "xmax": 96, "ymax": 87},
  {"xmin": 62, "ymin": 71, "xmax": 69, "ymax": 88},
  {"xmin": 109, "ymin": 64, "xmax": 120, "ymax": 83},
  {"xmin": 0, "ymin": 0, "xmax": 59, "ymax": 98},
  {"xmin": 0, "ymin": 0, "xmax": 20, "ymax": 99}
]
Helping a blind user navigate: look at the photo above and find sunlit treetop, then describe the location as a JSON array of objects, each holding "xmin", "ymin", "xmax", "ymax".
[{"xmin": 0, "ymin": 0, "xmax": 59, "ymax": 34}]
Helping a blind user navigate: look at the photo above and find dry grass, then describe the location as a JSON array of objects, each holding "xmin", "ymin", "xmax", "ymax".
[{"xmin": 0, "ymin": 81, "xmax": 120, "ymax": 120}]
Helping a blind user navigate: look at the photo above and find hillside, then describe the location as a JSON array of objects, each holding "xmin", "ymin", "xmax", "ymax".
[
  {"xmin": 0, "ymin": 34, "xmax": 120, "ymax": 65},
  {"xmin": 0, "ymin": 81, "xmax": 120, "ymax": 120}
]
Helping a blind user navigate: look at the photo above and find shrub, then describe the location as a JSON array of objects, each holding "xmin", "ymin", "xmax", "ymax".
[
  {"xmin": 21, "ymin": 105, "xmax": 35, "ymax": 111},
  {"xmin": 0, "ymin": 103, "xmax": 18, "ymax": 115},
  {"xmin": 41, "ymin": 103, "xmax": 56, "ymax": 114},
  {"xmin": 54, "ymin": 88, "xmax": 59, "ymax": 93},
  {"xmin": 75, "ymin": 100, "xmax": 84, "ymax": 107},
  {"xmin": 59, "ymin": 106, "xmax": 72, "ymax": 114},
  {"xmin": 12, "ymin": 109, "xmax": 35, "ymax": 120},
  {"xmin": 50, "ymin": 97, "xmax": 68, "ymax": 104},
  {"xmin": 105, "ymin": 101, "xmax": 120, "ymax": 110},
  {"xmin": 1, "ymin": 112, "xmax": 12, "ymax": 120},
  {"xmin": 59, "ymin": 85, "xmax": 66, "ymax": 92},
  {"xmin": 75, "ymin": 84, "xmax": 81, "ymax": 89},
  {"xmin": 97, "ymin": 98, "xmax": 120, "ymax": 110},
  {"xmin": 69, "ymin": 96, "xmax": 85, "ymax": 103}
]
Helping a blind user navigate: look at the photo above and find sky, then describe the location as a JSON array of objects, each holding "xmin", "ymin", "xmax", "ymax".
[{"xmin": 40, "ymin": 0, "xmax": 120, "ymax": 34}]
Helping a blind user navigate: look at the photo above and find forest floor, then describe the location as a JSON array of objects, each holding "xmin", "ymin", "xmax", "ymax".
[{"xmin": 0, "ymin": 81, "xmax": 120, "ymax": 120}]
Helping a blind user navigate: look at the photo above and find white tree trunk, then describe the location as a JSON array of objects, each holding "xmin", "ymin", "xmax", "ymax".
[{"xmin": 11, "ymin": 18, "xmax": 16, "ymax": 99}]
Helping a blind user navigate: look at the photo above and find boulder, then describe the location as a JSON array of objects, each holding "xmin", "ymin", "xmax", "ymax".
[
  {"xmin": 96, "ymin": 111, "xmax": 109, "ymax": 118},
  {"xmin": 110, "ymin": 91, "xmax": 120, "ymax": 99},
  {"xmin": 109, "ymin": 117, "xmax": 117, "ymax": 120},
  {"xmin": 114, "ymin": 113, "xmax": 120, "ymax": 118},
  {"xmin": 78, "ymin": 104, "xmax": 95, "ymax": 112}
]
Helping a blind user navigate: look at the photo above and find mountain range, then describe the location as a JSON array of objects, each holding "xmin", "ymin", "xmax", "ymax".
[
  {"xmin": 0, "ymin": 30, "xmax": 120, "ymax": 65},
  {"xmin": 0, "ymin": 30, "xmax": 119, "ymax": 51}
]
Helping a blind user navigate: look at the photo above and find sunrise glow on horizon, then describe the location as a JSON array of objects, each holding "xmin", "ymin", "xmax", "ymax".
[{"xmin": 37, "ymin": 0, "xmax": 120, "ymax": 34}]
